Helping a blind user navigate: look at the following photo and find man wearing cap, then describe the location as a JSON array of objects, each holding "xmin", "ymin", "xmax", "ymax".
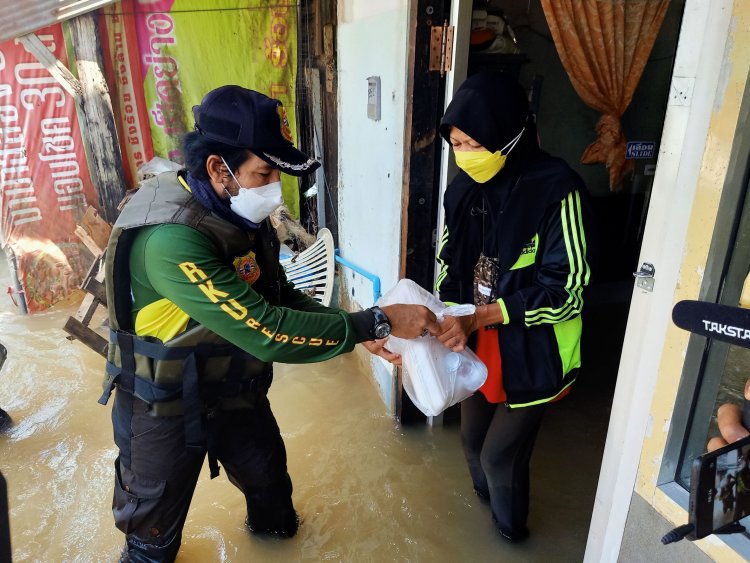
[{"xmin": 102, "ymin": 85, "xmax": 438, "ymax": 562}]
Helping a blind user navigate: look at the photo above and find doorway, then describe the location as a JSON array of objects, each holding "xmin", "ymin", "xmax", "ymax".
[
  {"xmin": 401, "ymin": 0, "xmax": 688, "ymax": 552},
  {"xmin": 440, "ymin": 0, "xmax": 685, "ymax": 300}
]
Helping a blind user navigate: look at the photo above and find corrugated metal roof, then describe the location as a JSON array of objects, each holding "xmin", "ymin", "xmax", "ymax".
[{"xmin": 0, "ymin": 0, "xmax": 117, "ymax": 44}]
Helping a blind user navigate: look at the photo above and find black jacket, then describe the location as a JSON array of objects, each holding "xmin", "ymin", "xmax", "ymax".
[{"xmin": 437, "ymin": 72, "xmax": 592, "ymax": 407}]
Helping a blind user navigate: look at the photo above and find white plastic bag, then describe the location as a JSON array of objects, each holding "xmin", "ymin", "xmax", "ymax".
[
  {"xmin": 137, "ymin": 156, "xmax": 182, "ymax": 182},
  {"xmin": 377, "ymin": 279, "xmax": 488, "ymax": 416}
]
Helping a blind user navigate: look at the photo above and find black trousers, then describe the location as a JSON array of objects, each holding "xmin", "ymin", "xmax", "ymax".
[
  {"xmin": 460, "ymin": 392, "xmax": 546, "ymax": 539},
  {"xmin": 111, "ymin": 389, "xmax": 296, "ymax": 562}
]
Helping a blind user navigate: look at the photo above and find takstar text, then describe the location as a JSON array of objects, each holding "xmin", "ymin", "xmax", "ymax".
[{"xmin": 702, "ymin": 320, "xmax": 750, "ymax": 340}]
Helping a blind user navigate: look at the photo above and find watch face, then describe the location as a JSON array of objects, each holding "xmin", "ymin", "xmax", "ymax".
[{"xmin": 374, "ymin": 323, "xmax": 391, "ymax": 339}]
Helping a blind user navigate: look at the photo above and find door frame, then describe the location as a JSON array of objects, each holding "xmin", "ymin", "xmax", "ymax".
[
  {"xmin": 432, "ymin": 0, "xmax": 472, "ymax": 289},
  {"xmin": 585, "ymin": 1, "xmax": 736, "ymax": 560},
  {"xmin": 433, "ymin": 0, "xmax": 737, "ymax": 560},
  {"xmin": 399, "ymin": 0, "xmax": 453, "ymax": 422}
]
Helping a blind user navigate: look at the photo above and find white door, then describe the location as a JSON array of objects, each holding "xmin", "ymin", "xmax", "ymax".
[
  {"xmin": 432, "ymin": 0, "xmax": 472, "ymax": 289},
  {"xmin": 585, "ymin": 1, "xmax": 736, "ymax": 560}
]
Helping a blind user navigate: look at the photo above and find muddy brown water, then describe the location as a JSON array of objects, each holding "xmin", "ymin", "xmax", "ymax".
[{"xmin": 0, "ymin": 255, "xmax": 593, "ymax": 562}]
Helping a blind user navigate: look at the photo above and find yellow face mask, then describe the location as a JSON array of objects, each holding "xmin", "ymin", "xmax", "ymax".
[
  {"xmin": 453, "ymin": 127, "xmax": 525, "ymax": 184},
  {"xmin": 454, "ymin": 150, "xmax": 506, "ymax": 183}
]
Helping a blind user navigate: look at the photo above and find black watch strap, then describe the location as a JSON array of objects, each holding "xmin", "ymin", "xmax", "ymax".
[{"xmin": 369, "ymin": 306, "xmax": 391, "ymax": 339}]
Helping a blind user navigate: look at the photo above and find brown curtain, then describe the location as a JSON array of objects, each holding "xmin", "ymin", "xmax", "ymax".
[{"xmin": 540, "ymin": 0, "xmax": 670, "ymax": 190}]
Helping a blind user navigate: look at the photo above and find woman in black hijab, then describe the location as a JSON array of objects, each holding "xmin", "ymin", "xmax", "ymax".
[{"xmin": 435, "ymin": 71, "xmax": 593, "ymax": 541}]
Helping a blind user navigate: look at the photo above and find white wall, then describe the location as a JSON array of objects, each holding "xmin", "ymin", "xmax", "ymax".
[
  {"xmin": 337, "ymin": 0, "xmax": 410, "ymax": 309},
  {"xmin": 336, "ymin": 0, "xmax": 411, "ymax": 408}
]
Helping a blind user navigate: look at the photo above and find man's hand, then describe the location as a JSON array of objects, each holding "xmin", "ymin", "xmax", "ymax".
[
  {"xmin": 436, "ymin": 314, "xmax": 477, "ymax": 352},
  {"xmin": 362, "ymin": 339, "xmax": 402, "ymax": 366},
  {"xmin": 708, "ymin": 379, "xmax": 750, "ymax": 452},
  {"xmin": 380, "ymin": 304, "xmax": 440, "ymax": 339}
]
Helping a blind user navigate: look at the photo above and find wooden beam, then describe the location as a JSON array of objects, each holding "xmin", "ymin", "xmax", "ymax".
[
  {"xmin": 68, "ymin": 12, "xmax": 126, "ymax": 224},
  {"xmin": 74, "ymin": 206, "xmax": 113, "ymax": 255},
  {"xmin": 63, "ymin": 317, "xmax": 108, "ymax": 357},
  {"xmin": 75, "ymin": 225, "xmax": 104, "ymax": 256},
  {"xmin": 65, "ymin": 251, "xmax": 109, "ymax": 356},
  {"xmin": 81, "ymin": 276, "xmax": 106, "ymax": 304},
  {"xmin": 319, "ymin": 0, "xmax": 339, "ymax": 242},
  {"xmin": 17, "ymin": 33, "xmax": 83, "ymax": 100},
  {"xmin": 323, "ymin": 24, "xmax": 335, "ymax": 94},
  {"xmin": 306, "ymin": 67, "xmax": 327, "ymax": 229}
]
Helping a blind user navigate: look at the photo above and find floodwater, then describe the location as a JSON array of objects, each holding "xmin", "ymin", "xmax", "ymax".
[{"xmin": 0, "ymin": 254, "xmax": 598, "ymax": 562}]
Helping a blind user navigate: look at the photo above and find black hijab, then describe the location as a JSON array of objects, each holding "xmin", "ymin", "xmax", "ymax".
[
  {"xmin": 440, "ymin": 71, "xmax": 531, "ymax": 153},
  {"xmin": 439, "ymin": 71, "xmax": 585, "ymax": 274}
]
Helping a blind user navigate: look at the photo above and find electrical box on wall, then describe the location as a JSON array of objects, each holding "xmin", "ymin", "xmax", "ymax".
[{"xmin": 367, "ymin": 76, "xmax": 381, "ymax": 121}]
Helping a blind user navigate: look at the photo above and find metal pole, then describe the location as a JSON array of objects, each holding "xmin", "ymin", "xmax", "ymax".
[{"xmin": 0, "ymin": 470, "xmax": 11, "ymax": 563}]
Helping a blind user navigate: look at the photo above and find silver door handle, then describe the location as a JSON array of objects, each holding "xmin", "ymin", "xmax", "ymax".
[{"xmin": 634, "ymin": 262, "xmax": 655, "ymax": 291}]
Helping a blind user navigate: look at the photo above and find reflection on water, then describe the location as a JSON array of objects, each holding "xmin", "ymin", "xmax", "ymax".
[{"xmin": 0, "ymin": 255, "xmax": 590, "ymax": 562}]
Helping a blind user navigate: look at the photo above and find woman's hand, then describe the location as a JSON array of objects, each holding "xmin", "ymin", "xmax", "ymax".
[
  {"xmin": 436, "ymin": 314, "xmax": 477, "ymax": 352},
  {"xmin": 361, "ymin": 339, "xmax": 402, "ymax": 366}
]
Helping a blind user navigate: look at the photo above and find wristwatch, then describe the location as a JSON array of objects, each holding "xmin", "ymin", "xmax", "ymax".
[{"xmin": 369, "ymin": 306, "xmax": 392, "ymax": 339}]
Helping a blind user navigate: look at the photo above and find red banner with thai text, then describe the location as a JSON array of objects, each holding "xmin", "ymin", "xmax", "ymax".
[
  {"xmin": 0, "ymin": 24, "xmax": 99, "ymax": 313},
  {"xmin": 99, "ymin": 0, "xmax": 154, "ymax": 188}
]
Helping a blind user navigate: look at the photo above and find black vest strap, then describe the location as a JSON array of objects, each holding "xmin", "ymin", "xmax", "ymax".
[
  {"xmin": 102, "ymin": 330, "xmax": 271, "ymax": 479},
  {"xmin": 102, "ymin": 331, "xmax": 269, "ymax": 400},
  {"xmin": 99, "ymin": 330, "xmax": 195, "ymax": 405},
  {"xmin": 182, "ymin": 352, "xmax": 204, "ymax": 449}
]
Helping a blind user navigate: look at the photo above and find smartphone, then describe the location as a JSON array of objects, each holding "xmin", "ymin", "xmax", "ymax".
[{"xmin": 690, "ymin": 432, "xmax": 750, "ymax": 539}]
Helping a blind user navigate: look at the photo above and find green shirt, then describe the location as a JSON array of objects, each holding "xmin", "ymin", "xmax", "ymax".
[{"xmin": 128, "ymin": 222, "xmax": 359, "ymax": 364}]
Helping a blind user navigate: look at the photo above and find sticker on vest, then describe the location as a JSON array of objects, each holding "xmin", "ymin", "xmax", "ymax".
[{"xmin": 234, "ymin": 251, "xmax": 261, "ymax": 285}]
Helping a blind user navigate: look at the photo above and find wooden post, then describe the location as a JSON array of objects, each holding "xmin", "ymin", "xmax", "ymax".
[
  {"xmin": 306, "ymin": 67, "xmax": 327, "ymax": 229},
  {"xmin": 314, "ymin": 1, "xmax": 339, "ymax": 241},
  {"xmin": 16, "ymin": 33, "xmax": 83, "ymax": 100},
  {"xmin": 23, "ymin": 15, "xmax": 126, "ymax": 225},
  {"xmin": 298, "ymin": 0, "xmax": 339, "ymax": 241},
  {"xmin": 68, "ymin": 12, "xmax": 126, "ymax": 224}
]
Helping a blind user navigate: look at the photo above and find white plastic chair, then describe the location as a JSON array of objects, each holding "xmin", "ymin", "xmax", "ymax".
[{"xmin": 280, "ymin": 227, "xmax": 335, "ymax": 307}]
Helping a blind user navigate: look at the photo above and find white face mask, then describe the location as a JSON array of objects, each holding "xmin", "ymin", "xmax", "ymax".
[{"xmin": 221, "ymin": 157, "xmax": 283, "ymax": 223}]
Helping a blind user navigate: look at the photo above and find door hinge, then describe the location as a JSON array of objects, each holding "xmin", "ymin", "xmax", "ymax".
[
  {"xmin": 429, "ymin": 20, "xmax": 454, "ymax": 77},
  {"xmin": 634, "ymin": 262, "xmax": 655, "ymax": 292}
]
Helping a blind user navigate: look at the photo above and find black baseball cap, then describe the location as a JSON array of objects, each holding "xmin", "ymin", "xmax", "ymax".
[{"xmin": 192, "ymin": 85, "xmax": 320, "ymax": 177}]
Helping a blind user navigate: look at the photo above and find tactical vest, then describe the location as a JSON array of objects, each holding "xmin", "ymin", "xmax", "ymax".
[{"xmin": 100, "ymin": 171, "xmax": 282, "ymax": 418}]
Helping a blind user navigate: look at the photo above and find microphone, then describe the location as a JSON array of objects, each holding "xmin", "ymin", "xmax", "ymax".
[{"xmin": 672, "ymin": 300, "xmax": 750, "ymax": 349}]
